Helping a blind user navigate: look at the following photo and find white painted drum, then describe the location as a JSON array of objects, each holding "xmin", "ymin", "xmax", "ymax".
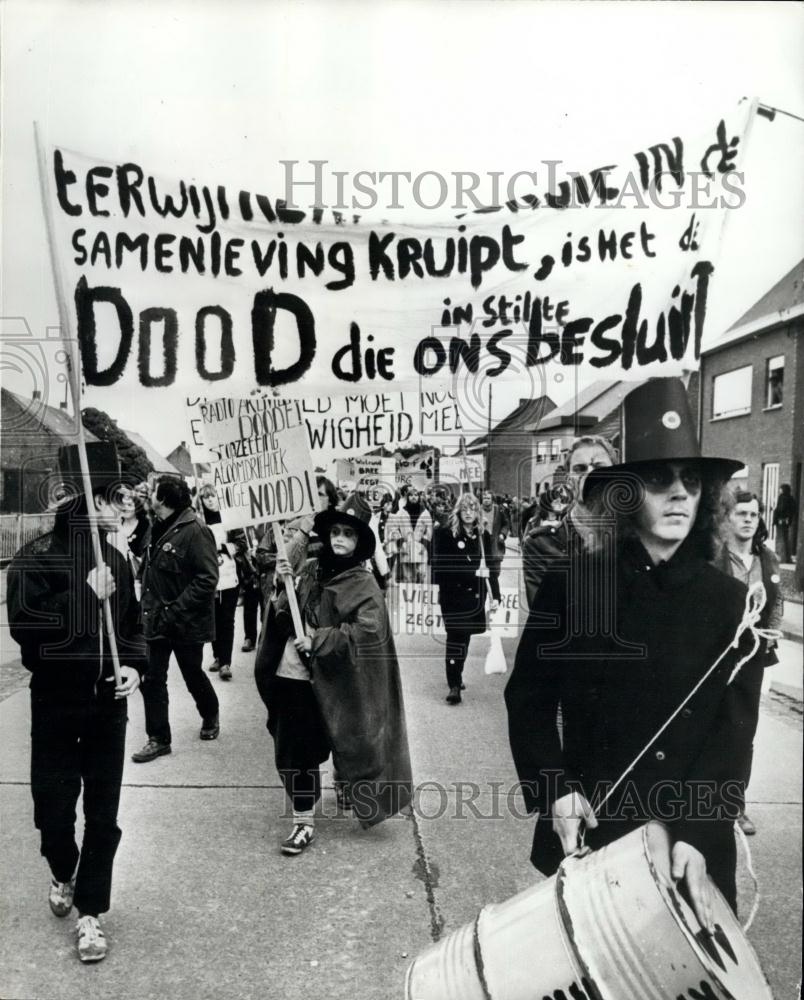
[{"xmin": 405, "ymin": 822, "xmax": 774, "ymax": 1000}]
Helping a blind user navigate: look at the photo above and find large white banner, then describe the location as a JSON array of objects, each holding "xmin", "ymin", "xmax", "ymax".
[{"xmin": 45, "ymin": 103, "xmax": 753, "ymax": 410}]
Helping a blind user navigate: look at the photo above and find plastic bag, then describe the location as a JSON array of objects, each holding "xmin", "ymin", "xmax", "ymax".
[{"xmin": 484, "ymin": 632, "xmax": 508, "ymax": 675}]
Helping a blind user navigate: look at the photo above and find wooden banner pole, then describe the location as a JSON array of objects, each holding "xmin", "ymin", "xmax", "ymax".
[
  {"xmin": 33, "ymin": 121, "xmax": 122, "ymax": 686},
  {"xmin": 272, "ymin": 522, "xmax": 305, "ymax": 638}
]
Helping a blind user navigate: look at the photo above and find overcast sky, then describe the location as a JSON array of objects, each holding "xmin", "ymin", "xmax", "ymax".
[{"xmin": 2, "ymin": 0, "xmax": 802, "ymax": 455}]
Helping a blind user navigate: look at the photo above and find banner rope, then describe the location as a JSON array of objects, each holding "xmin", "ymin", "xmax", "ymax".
[
  {"xmin": 736, "ymin": 820, "xmax": 761, "ymax": 933},
  {"xmin": 594, "ymin": 580, "xmax": 782, "ymax": 815}
]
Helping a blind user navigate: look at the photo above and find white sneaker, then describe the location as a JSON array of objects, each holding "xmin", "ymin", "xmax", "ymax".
[
  {"xmin": 76, "ymin": 915, "xmax": 107, "ymax": 963},
  {"xmin": 280, "ymin": 823, "xmax": 315, "ymax": 855},
  {"xmin": 49, "ymin": 878, "xmax": 75, "ymax": 918}
]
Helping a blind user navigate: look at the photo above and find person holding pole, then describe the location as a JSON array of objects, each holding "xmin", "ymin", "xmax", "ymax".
[
  {"xmin": 506, "ymin": 379, "xmax": 763, "ymax": 926},
  {"xmin": 132, "ymin": 476, "xmax": 220, "ymax": 762},
  {"xmin": 7, "ymin": 443, "xmax": 146, "ymax": 963},
  {"xmin": 254, "ymin": 493, "xmax": 412, "ymax": 855}
]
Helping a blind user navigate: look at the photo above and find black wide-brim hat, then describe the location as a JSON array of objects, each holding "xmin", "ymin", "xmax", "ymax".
[
  {"xmin": 314, "ymin": 492, "xmax": 376, "ymax": 560},
  {"xmin": 582, "ymin": 378, "xmax": 744, "ymax": 502},
  {"xmin": 48, "ymin": 442, "xmax": 123, "ymax": 510}
]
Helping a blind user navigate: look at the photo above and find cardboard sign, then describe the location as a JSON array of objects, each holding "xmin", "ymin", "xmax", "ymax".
[
  {"xmin": 388, "ymin": 584, "xmax": 519, "ymax": 637},
  {"xmin": 396, "ymin": 449, "xmax": 436, "ymax": 488},
  {"xmin": 335, "ymin": 456, "xmax": 397, "ymax": 508},
  {"xmin": 200, "ymin": 397, "xmax": 317, "ymax": 528},
  {"xmin": 438, "ymin": 454, "xmax": 485, "ymax": 490}
]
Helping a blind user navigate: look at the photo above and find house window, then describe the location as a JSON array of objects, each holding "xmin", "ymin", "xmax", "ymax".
[
  {"xmin": 551, "ymin": 438, "xmax": 562, "ymax": 460},
  {"xmin": 536, "ymin": 440, "xmax": 549, "ymax": 463},
  {"xmin": 765, "ymin": 355, "xmax": 784, "ymax": 408},
  {"xmin": 712, "ymin": 365, "xmax": 752, "ymax": 419}
]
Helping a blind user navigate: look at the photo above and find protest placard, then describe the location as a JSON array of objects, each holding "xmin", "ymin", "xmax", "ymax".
[
  {"xmin": 438, "ymin": 454, "xmax": 485, "ymax": 490},
  {"xmin": 387, "ymin": 583, "xmax": 519, "ymax": 637},
  {"xmin": 395, "ymin": 450, "xmax": 436, "ymax": 488},
  {"xmin": 335, "ymin": 456, "xmax": 396, "ymax": 507},
  {"xmin": 199, "ymin": 396, "xmax": 317, "ymax": 529}
]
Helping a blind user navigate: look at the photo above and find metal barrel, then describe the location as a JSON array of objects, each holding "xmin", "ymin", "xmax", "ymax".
[
  {"xmin": 405, "ymin": 822, "xmax": 774, "ymax": 1000},
  {"xmin": 559, "ymin": 822, "xmax": 774, "ymax": 1000},
  {"xmin": 405, "ymin": 866, "xmax": 586, "ymax": 1000}
]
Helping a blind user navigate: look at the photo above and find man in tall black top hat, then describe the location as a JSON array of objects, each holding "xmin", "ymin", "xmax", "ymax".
[
  {"xmin": 7, "ymin": 442, "xmax": 146, "ymax": 963},
  {"xmin": 506, "ymin": 378, "xmax": 761, "ymax": 930}
]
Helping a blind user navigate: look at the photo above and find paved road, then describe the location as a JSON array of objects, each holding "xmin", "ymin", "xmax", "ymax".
[{"xmin": 0, "ymin": 556, "xmax": 801, "ymax": 999}]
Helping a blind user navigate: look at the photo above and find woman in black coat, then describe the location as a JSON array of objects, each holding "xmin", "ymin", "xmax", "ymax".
[
  {"xmin": 431, "ymin": 492, "xmax": 500, "ymax": 705},
  {"xmin": 506, "ymin": 378, "xmax": 762, "ymax": 931}
]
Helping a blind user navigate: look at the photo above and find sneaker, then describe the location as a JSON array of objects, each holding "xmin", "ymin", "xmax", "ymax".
[
  {"xmin": 280, "ymin": 823, "xmax": 315, "ymax": 856},
  {"xmin": 49, "ymin": 877, "xmax": 75, "ymax": 917},
  {"xmin": 241, "ymin": 639, "xmax": 255, "ymax": 652},
  {"xmin": 200, "ymin": 715, "xmax": 220, "ymax": 740},
  {"xmin": 131, "ymin": 738, "xmax": 172, "ymax": 763},
  {"xmin": 446, "ymin": 686, "xmax": 462, "ymax": 705},
  {"xmin": 207, "ymin": 657, "xmax": 221, "ymax": 672},
  {"xmin": 737, "ymin": 812, "xmax": 757, "ymax": 836},
  {"xmin": 76, "ymin": 915, "xmax": 107, "ymax": 963},
  {"xmin": 219, "ymin": 663, "xmax": 232, "ymax": 681}
]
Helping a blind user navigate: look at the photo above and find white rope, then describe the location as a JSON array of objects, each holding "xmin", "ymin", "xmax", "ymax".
[
  {"xmin": 595, "ymin": 581, "xmax": 779, "ymax": 814},
  {"xmin": 735, "ymin": 820, "xmax": 761, "ymax": 933}
]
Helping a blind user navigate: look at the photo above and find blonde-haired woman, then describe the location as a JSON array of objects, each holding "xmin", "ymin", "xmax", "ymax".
[{"xmin": 431, "ymin": 492, "xmax": 500, "ymax": 704}]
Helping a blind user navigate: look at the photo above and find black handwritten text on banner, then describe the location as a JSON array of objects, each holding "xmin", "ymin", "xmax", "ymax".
[{"xmin": 46, "ymin": 105, "xmax": 752, "ymax": 396}]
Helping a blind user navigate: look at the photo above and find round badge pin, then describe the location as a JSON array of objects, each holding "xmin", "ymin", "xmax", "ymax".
[
  {"xmin": 662, "ymin": 410, "xmax": 681, "ymax": 430},
  {"xmin": 457, "ymin": 540, "xmax": 465, "ymax": 549}
]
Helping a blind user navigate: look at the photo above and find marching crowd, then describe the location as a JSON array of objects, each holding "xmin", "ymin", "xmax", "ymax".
[{"xmin": 6, "ymin": 377, "xmax": 797, "ymax": 964}]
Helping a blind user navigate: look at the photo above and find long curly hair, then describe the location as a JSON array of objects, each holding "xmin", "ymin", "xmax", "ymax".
[
  {"xmin": 585, "ymin": 466, "xmax": 725, "ymax": 561},
  {"xmin": 448, "ymin": 492, "xmax": 481, "ymax": 538}
]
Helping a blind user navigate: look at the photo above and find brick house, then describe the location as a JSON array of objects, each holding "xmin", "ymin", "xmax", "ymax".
[
  {"xmin": 464, "ymin": 395, "xmax": 556, "ymax": 498},
  {"xmin": 1, "ymin": 388, "xmax": 99, "ymax": 514},
  {"xmin": 699, "ymin": 258, "xmax": 803, "ymax": 554}
]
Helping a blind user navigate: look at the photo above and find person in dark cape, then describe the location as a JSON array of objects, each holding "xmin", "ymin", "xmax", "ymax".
[{"xmin": 254, "ymin": 493, "xmax": 412, "ymax": 855}]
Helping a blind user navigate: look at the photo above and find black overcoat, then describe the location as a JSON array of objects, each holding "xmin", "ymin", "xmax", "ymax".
[
  {"xmin": 506, "ymin": 537, "xmax": 763, "ymax": 904},
  {"xmin": 431, "ymin": 524, "xmax": 501, "ymax": 634}
]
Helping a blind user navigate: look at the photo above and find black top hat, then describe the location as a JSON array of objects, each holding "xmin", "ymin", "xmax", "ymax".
[
  {"xmin": 314, "ymin": 492, "xmax": 376, "ymax": 561},
  {"xmin": 53, "ymin": 442, "xmax": 122, "ymax": 505},
  {"xmin": 582, "ymin": 378, "xmax": 743, "ymax": 501}
]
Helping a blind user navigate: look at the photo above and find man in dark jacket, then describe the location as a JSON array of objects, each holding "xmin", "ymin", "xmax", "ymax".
[
  {"xmin": 521, "ymin": 436, "xmax": 616, "ymax": 609},
  {"xmin": 132, "ymin": 476, "xmax": 220, "ymax": 762},
  {"xmin": 480, "ymin": 490, "xmax": 509, "ymax": 585},
  {"xmin": 716, "ymin": 489, "xmax": 783, "ymax": 836},
  {"xmin": 7, "ymin": 443, "xmax": 146, "ymax": 963}
]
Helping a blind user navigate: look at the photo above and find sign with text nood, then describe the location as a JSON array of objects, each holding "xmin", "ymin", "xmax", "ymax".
[
  {"xmin": 200, "ymin": 397, "xmax": 316, "ymax": 528},
  {"xmin": 45, "ymin": 102, "xmax": 754, "ymax": 412}
]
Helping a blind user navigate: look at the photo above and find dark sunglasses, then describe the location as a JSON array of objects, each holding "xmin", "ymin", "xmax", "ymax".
[{"xmin": 640, "ymin": 464, "xmax": 702, "ymax": 493}]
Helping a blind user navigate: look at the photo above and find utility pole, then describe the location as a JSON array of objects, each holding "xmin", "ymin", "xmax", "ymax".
[{"xmin": 486, "ymin": 382, "xmax": 493, "ymax": 490}]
